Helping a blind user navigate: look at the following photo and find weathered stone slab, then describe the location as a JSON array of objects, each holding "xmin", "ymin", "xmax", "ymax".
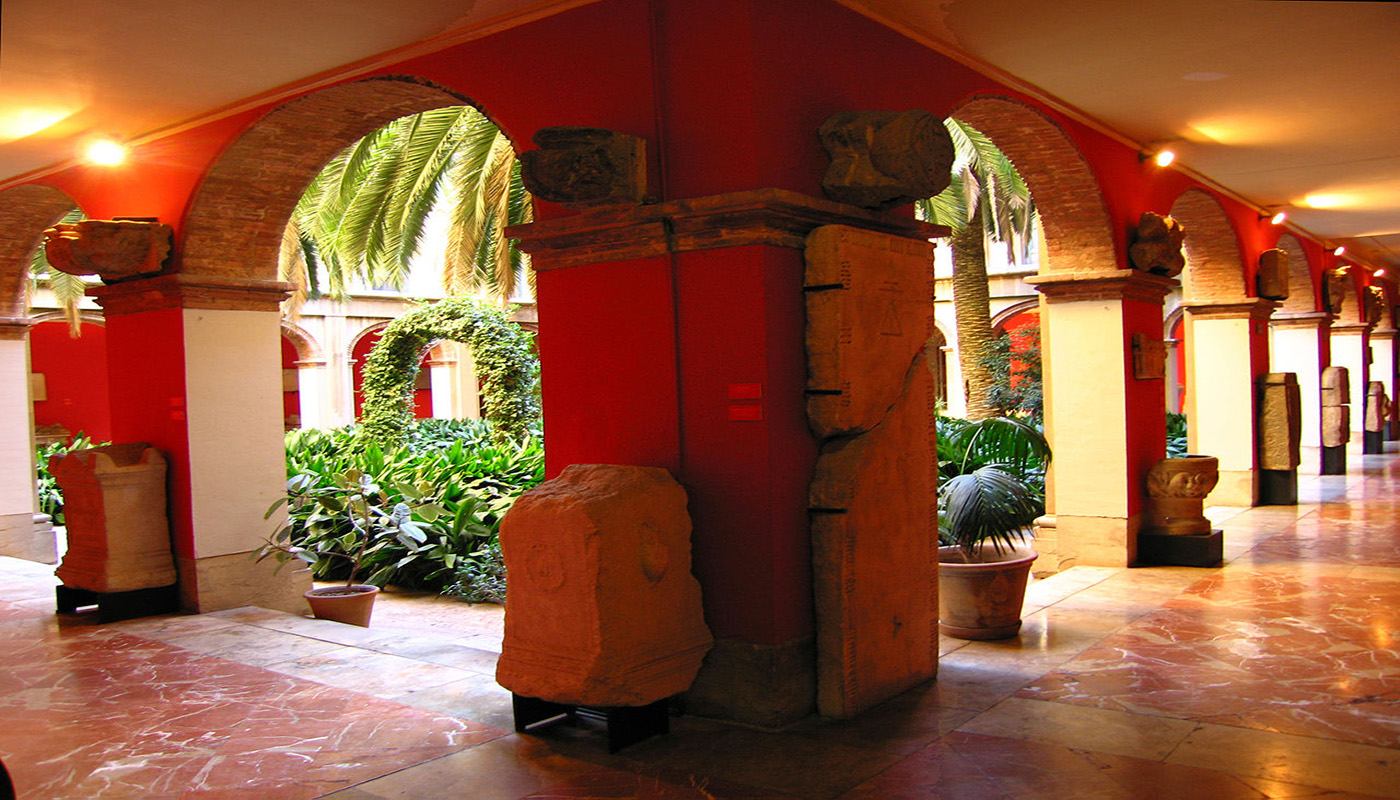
[
  {"xmin": 496, "ymin": 464, "xmax": 712, "ymax": 707},
  {"xmin": 804, "ymin": 225, "xmax": 935, "ymax": 438},
  {"xmin": 1258, "ymin": 372, "xmax": 1302, "ymax": 471},
  {"xmin": 1322, "ymin": 405, "xmax": 1352, "ymax": 448},
  {"xmin": 809, "ymin": 349, "xmax": 937, "ymax": 719},
  {"xmin": 1321, "ymin": 366, "xmax": 1350, "ymax": 408},
  {"xmin": 1257, "ymin": 249, "xmax": 1290, "ymax": 301},
  {"xmin": 52, "ymin": 444, "xmax": 175, "ymax": 593},
  {"xmin": 1365, "ymin": 381, "xmax": 1389, "ymax": 433}
]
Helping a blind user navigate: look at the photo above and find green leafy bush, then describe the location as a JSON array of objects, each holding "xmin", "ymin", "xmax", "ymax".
[
  {"xmin": 936, "ymin": 415, "xmax": 1050, "ymax": 556},
  {"xmin": 35, "ymin": 435, "xmax": 108, "ymax": 524},
  {"xmin": 1166, "ymin": 412, "xmax": 1189, "ymax": 458}
]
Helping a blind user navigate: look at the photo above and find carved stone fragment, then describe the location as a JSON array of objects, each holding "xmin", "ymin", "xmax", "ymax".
[
  {"xmin": 1132, "ymin": 332, "xmax": 1166, "ymax": 380},
  {"xmin": 1128, "ymin": 212, "xmax": 1186, "ymax": 277},
  {"xmin": 496, "ymin": 464, "xmax": 712, "ymax": 707},
  {"xmin": 43, "ymin": 219, "xmax": 172, "ymax": 283},
  {"xmin": 1366, "ymin": 286, "xmax": 1387, "ymax": 326},
  {"xmin": 1365, "ymin": 381, "xmax": 1390, "ymax": 433},
  {"xmin": 1257, "ymin": 249, "xmax": 1290, "ymax": 301},
  {"xmin": 1321, "ymin": 365, "xmax": 1350, "ymax": 409},
  {"xmin": 1145, "ymin": 456, "xmax": 1219, "ymax": 535},
  {"xmin": 1324, "ymin": 269, "xmax": 1348, "ymax": 315},
  {"xmin": 818, "ymin": 110, "xmax": 954, "ymax": 209},
  {"xmin": 1321, "ymin": 366, "xmax": 1351, "ymax": 447},
  {"xmin": 1257, "ymin": 372, "xmax": 1301, "ymax": 471},
  {"xmin": 519, "ymin": 127, "xmax": 646, "ymax": 208}
]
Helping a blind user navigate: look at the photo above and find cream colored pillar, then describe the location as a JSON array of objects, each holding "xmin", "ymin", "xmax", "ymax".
[
  {"xmin": 0, "ymin": 318, "xmax": 52, "ymax": 563},
  {"xmin": 1370, "ymin": 327, "xmax": 1396, "ymax": 417},
  {"xmin": 1331, "ymin": 323, "xmax": 1369, "ymax": 438},
  {"xmin": 1270, "ymin": 312, "xmax": 1330, "ymax": 448},
  {"xmin": 1027, "ymin": 272, "xmax": 1175, "ymax": 569},
  {"xmin": 293, "ymin": 359, "xmax": 329, "ymax": 429},
  {"xmin": 1184, "ymin": 299, "xmax": 1276, "ymax": 507},
  {"xmin": 447, "ymin": 341, "xmax": 482, "ymax": 420}
]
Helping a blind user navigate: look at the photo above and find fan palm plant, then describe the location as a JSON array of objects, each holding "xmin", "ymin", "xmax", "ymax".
[
  {"xmin": 917, "ymin": 118, "xmax": 1037, "ymax": 420},
  {"xmin": 937, "ymin": 415, "xmax": 1049, "ymax": 558}
]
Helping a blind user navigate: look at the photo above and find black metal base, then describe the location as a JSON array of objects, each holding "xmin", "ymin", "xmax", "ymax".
[
  {"xmin": 1258, "ymin": 469, "xmax": 1298, "ymax": 506},
  {"xmin": 1363, "ymin": 430, "xmax": 1385, "ymax": 454},
  {"xmin": 512, "ymin": 693, "xmax": 670, "ymax": 753},
  {"xmin": 1137, "ymin": 529, "xmax": 1223, "ymax": 568},
  {"xmin": 1321, "ymin": 445, "xmax": 1347, "ymax": 475},
  {"xmin": 56, "ymin": 583, "xmax": 180, "ymax": 624}
]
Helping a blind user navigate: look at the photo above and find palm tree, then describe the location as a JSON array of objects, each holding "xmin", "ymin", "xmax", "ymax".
[
  {"xmin": 917, "ymin": 119, "xmax": 1036, "ymax": 420},
  {"xmin": 28, "ymin": 208, "xmax": 88, "ymax": 335},
  {"xmin": 281, "ymin": 106, "xmax": 532, "ymax": 315}
]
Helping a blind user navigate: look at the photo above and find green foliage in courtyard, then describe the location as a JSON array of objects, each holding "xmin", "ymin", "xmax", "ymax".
[
  {"xmin": 280, "ymin": 419, "xmax": 541, "ymax": 598},
  {"xmin": 936, "ymin": 415, "xmax": 1049, "ymax": 556},
  {"xmin": 34, "ymin": 434, "xmax": 107, "ymax": 524},
  {"xmin": 1166, "ymin": 412, "xmax": 1189, "ymax": 457},
  {"xmin": 980, "ymin": 328, "xmax": 1043, "ymax": 424},
  {"xmin": 358, "ymin": 297, "xmax": 540, "ymax": 447}
]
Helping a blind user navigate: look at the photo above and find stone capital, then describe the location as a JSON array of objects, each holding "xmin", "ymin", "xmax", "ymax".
[
  {"xmin": 1371, "ymin": 326, "xmax": 1398, "ymax": 340},
  {"xmin": 1268, "ymin": 310, "xmax": 1332, "ymax": 331},
  {"xmin": 91, "ymin": 274, "xmax": 292, "ymax": 316},
  {"xmin": 1025, "ymin": 270, "xmax": 1177, "ymax": 305},
  {"xmin": 1331, "ymin": 321, "xmax": 1371, "ymax": 336},
  {"xmin": 0, "ymin": 316, "xmax": 35, "ymax": 341},
  {"xmin": 506, "ymin": 188, "xmax": 947, "ymax": 272},
  {"xmin": 292, "ymin": 358, "xmax": 327, "ymax": 369},
  {"xmin": 1181, "ymin": 297, "xmax": 1278, "ymax": 321}
]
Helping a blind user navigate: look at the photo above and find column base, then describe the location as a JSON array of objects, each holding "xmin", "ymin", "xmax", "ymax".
[
  {"xmin": 1031, "ymin": 513, "xmax": 1140, "ymax": 571},
  {"xmin": 1321, "ymin": 446, "xmax": 1347, "ymax": 475},
  {"xmin": 56, "ymin": 583, "xmax": 180, "ymax": 623},
  {"xmin": 178, "ymin": 551, "xmax": 313, "ymax": 614},
  {"xmin": 1136, "ymin": 530, "xmax": 1223, "ymax": 568},
  {"xmin": 0, "ymin": 512, "xmax": 57, "ymax": 564},
  {"xmin": 685, "ymin": 635, "xmax": 815, "ymax": 729},
  {"xmin": 1387, "ymin": 421, "xmax": 1399, "ymax": 441},
  {"xmin": 1258, "ymin": 469, "xmax": 1298, "ymax": 506}
]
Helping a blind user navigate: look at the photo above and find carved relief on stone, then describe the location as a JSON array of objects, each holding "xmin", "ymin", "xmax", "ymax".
[
  {"xmin": 1132, "ymin": 332, "xmax": 1166, "ymax": 380},
  {"xmin": 1128, "ymin": 212, "xmax": 1186, "ymax": 277},
  {"xmin": 1365, "ymin": 381, "xmax": 1390, "ymax": 433},
  {"xmin": 496, "ymin": 464, "xmax": 712, "ymax": 707},
  {"xmin": 817, "ymin": 110, "xmax": 954, "ymax": 210},
  {"xmin": 43, "ymin": 219, "xmax": 172, "ymax": 283},
  {"xmin": 1257, "ymin": 372, "xmax": 1301, "ymax": 471},
  {"xmin": 1145, "ymin": 455, "xmax": 1219, "ymax": 536},
  {"xmin": 1323, "ymin": 269, "xmax": 1348, "ymax": 315},
  {"xmin": 1321, "ymin": 366, "xmax": 1351, "ymax": 447},
  {"xmin": 518, "ymin": 127, "xmax": 646, "ymax": 208},
  {"xmin": 1257, "ymin": 249, "xmax": 1290, "ymax": 301},
  {"xmin": 1321, "ymin": 365, "xmax": 1350, "ymax": 408},
  {"xmin": 1366, "ymin": 285, "xmax": 1387, "ymax": 326}
]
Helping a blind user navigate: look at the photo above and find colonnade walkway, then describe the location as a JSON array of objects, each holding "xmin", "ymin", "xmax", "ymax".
[{"xmin": 2, "ymin": 447, "xmax": 1398, "ymax": 798}]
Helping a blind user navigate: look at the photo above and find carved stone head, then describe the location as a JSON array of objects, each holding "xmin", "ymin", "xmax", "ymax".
[
  {"xmin": 1128, "ymin": 212, "xmax": 1186, "ymax": 277},
  {"xmin": 817, "ymin": 110, "xmax": 954, "ymax": 209},
  {"xmin": 1323, "ymin": 268, "xmax": 1348, "ymax": 315}
]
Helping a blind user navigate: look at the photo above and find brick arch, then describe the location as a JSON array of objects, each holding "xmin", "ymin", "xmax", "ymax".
[
  {"xmin": 948, "ymin": 95, "xmax": 1118, "ymax": 276},
  {"xmin": 182, "ymin": 76, "xmax": 484, "ymax": 283},
  {"xmin": 1275, "ymin": 232, "xmax": 1315, "ymax": 313},
  {"xmin": 1169, "ymin": 188, "xmax": 1247, "ymax": 303},
  {"xmin": 0, "ymin": 184, "xmax": 80, "ymax": 318},
  {"xmin": 279, "ymin": 321, "xmax": 323, "ymax": 362},
  {"xmin": 991, "ymin": 298, "xmax": 1039, "ymax": 332}
]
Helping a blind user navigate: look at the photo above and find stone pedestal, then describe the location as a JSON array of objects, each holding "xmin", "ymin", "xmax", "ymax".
[
  {"xmin": 1364, "ymin": 381, "xmax": 1389, "ymax": 455},
  {"xmin": 1257, "ymin": 373, "xmax": 1301, "ymax": 505},
  {"xmin": 1321, "ymin": 366, "xmax": 1350, "ymax": 475},
  {"xmin": 496, "ymin": 464, "xmax": 712, "ymax": 709},
  {"xmin": 52, "ymin": 444, "xmax": 176, "ymax": 594},
  {"xmin": 1145, "ymin": 456, "xmax": 1219, "ymax": 536}
]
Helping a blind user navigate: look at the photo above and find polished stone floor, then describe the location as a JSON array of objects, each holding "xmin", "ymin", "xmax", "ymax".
[{"xmin": 2, "ymin": 447, "xmax": 1399, "ymax": 798}]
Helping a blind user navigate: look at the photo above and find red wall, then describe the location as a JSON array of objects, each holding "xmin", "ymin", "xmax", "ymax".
[
  {"xmin": 280, "ymin": 336, "xmax": 300, "ymax": 427},
  {"xmin": 29, "ymin": 321, "xmax": 113, "ymax": 443}
]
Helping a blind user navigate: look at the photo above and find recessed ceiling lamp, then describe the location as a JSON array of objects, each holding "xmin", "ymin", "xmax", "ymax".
[{"xmin": 84, "ymin": 138, "xmax": 127, "ymax": 166}]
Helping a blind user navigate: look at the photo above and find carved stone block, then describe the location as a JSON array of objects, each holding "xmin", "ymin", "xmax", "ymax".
[
  {"xmin": 519, "ymin": 127, "xmax": 646, "ymax": 208},
  {"xmin": 1128, "ymin": 212, "xmax": 1186, "ymax": 277},
  {"xmin": 1324, "ymin": 269, "xmax": 1348, "ymax": 316},
  {"xmin": 1366, "ymin": 286, "xmax": 1387, "ymax": 326},
  {"xmin": 1321, "ymin": 365, "xmax": 1350, "ymax": 407},
  {"xmin": 1257, "ymin": 372, "xmax": 1301, "ymax": 471},
  {"xmin": 804, "ymin": 225, "xmax": 935, "ymax": 438},
  {"xmin": 1257, "ymin": 249, "xmax": 1290, "ymax": 301},
  {"xmin": 496, "ymin": 464, "xmax": 712, "ymax": 707},
  {"xmin": 1146, "ymin": 456, "xmax": 1219, "ymax": 536},
  {"xmin": 809, "ymin": 350, "xmax": 936, "ymax": 718},
  {"xmin": 818, "ymin": 110, "xmax": 954, "ymax": 209},
  {"xmin": 1132, "ymin": 332, "xmax": 1166, "ymax": 379},
  {"xmin": 1322, "ymin": 405, "xmax": 1351, "ymax": 448},
  {"xmin": 43, "ymin": 219, "xmax": 172, "ymax": 283},
  {"xmin": 52, "ymin": 444, "xmax": 175, "ymax": 593},
  {"xmin": 1365, "ymin": 381, "xmax": 1390, "ymax": 433}
]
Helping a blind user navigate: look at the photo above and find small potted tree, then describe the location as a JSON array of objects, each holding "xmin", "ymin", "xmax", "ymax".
[
  {"xmin": 254, "ymin": 468, "xmax": 436, "ymax": 626},
  {"xmin": 937, "ymin": 416, "xmax": 1049, "ymax": 640}
]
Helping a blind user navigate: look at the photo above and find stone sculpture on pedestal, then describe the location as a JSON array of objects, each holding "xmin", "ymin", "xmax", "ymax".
[
  {"xmin": 1321, "ymin": 366, "xmax": 1350, "ymax": 474},
  {"xmin": 1139, "ymin": 455, "xmax": 1223, "ymax": 567},
  {"xmin": 1364, "ymin": 381, "xmax": 1389, "ymax": 454},
  {"xmin": 1257, "ymin": 372, "xmax": 1302, "ymax": 504}
]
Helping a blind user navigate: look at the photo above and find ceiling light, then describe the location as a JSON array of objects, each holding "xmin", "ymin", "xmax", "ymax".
[
  {"xmin": 85, "ymin": 139, "xmax": 127, "ymax": 166},
  {"xmin": 1261, "ymin": 210, "xmax": 1287, "ymax": 225},
  {"xmin": 1376, "ymin": 269, "xmax": 1387, "ymax": 278},
  {"xmin": 1140, "ymin": 147, "xmax": 1175, "ymax": 167},
  {"xmin": 1334, "ymin": 246, "xmax": 1347, "ymax": 256},
  {"xmin": 1303, "ymin": 193, "xmax": 1347, "ymax": 209}
]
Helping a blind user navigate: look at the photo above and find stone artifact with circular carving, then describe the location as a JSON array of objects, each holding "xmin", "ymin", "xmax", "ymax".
[
  {"xmin": 1146, "ymin": 455, "xmax": 1219, "ymax": 535},
  {"xmin": 43, "ymin": 219, "xmax": 172, "ymax": 283},
  {"xmin": 818, "ymin": 110, "xmax": 954, "ymax": 210},
  {"xmin": 1128, "ymin": 212, "xmax": 1186, "ymax": 277},
  {"xmin": 519, "ymin": 126, "xmax": 646, "ymax": 208}
]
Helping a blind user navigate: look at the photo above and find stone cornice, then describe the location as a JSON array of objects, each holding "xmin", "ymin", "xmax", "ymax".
[
  {"xmin": 1330, "ymin": 321, "xmax": 1372, "ymax": 335},
  {"xmin": 1268, "ymin": 311, "xmax": 1331, "ymax": 330},
  {"xmin": 1024, "ymin": 270, "xmax": 1177, "ymax": 304},
  {"xmin": 507, "ymin": 188, "xmax": 948, "ymax": 271},
  {"xmin": 1181, "ymin": 298, "xmax": 1278, "ymax": 321},
  {"xmin": 0, "ymin": 316, "xmax": 35, "ymax": 340},
  {"xmin": 91, "ymin": 274, "xmax": 292, "ymax": 316}
]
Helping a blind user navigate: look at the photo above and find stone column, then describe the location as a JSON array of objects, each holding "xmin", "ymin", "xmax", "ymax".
[
  {"xmin": 1330, "ymin": 322, "xmax": 1370, "ymax": 439},
  {"xmin": 1164, "ymin": 335, "xmax": 1183, "ymax": 414},
  {"xmin": 1370, "ymin": 326, "xmax": 1397, "ymax": 439},
  {"xmin": 1182, "ymin": 298, "xmax": 1278, "ymax": 507},
  {"xmin": 1025, "ymin": 271, "xmax": 1176, "ymax": 569},
  {"xmin": 0, "ymin": 317, "xmax": 54, "ymax": 563},
  {"xmin": 92, "ymin": 275, "xmax": 310, "ymax": 614},
  {"xmin": 293, "ymin": 358, "xmax": 328, "ymax": 430},
  {"xmin": 1269, "ymin": 312, "xmax": 1330, "ymax": 449}
]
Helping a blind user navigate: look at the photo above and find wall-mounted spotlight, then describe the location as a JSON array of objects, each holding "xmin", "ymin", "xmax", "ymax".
[
  {"xmin": 1140, "ymin": 147, "xmax": 1175, "ymax": 167},
  {"xmin": 1260, "ymin": 209, "xmax": 1287, "ymax": 225},
  {"xmin": 1334, "ymin": 246, "xmax": 1347, "ymax": 256},
  {"xmin": 1376, "ymin": 268, "xmax": 1387, "ymax": 278},
  {"xmin": 84, "ymin": 138, "xmax": 128, "ymax": 166}
]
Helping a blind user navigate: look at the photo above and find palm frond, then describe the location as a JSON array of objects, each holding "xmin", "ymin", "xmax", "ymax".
[{"xmin": 939, "ymin": 465, "xmax": 1042, "ymax": 556}]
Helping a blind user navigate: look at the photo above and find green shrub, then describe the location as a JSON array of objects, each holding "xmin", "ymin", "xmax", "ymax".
[
  {"xmin": 1166, "ymin": 412, "xmax": 1189, "ymax": 457},
  {"xmin": 35, "ymin": 434, "xmax": 108, "ymax": 524}
]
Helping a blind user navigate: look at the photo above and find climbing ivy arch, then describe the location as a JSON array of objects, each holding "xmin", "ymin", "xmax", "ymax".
[{"xmin": 359, "ymin": 297, "xmax": 539, "ymax": 446}]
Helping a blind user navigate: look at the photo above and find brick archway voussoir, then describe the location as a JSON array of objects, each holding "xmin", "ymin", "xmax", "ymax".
[{"xmin": 0, "ymin": 184, "xmax": 79, "ymax": 319}]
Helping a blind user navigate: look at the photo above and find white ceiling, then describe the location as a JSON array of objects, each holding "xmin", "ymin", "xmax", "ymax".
[{"xmin": 3, "ymin": 0, "xmax": 1397, "ymax": 269}]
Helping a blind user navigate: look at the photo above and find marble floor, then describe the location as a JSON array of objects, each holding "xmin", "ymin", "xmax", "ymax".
[{"xmin": 3, "ymin": 448, "xmax": 1400, "ymax": 798}]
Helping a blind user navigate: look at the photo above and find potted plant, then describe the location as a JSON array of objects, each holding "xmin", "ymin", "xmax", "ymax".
[
  {"xmin": 936, "ymin": 416, "xmax": 1049, "ymax": 640},
  {"xmin": 254, "ymin": 467, "xmax": 437, "ymax": 626}
]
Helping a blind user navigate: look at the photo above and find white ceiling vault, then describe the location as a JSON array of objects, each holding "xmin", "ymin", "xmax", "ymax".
[{"xmin": 2, "ymin": 0, "xmax": 1397, "ymax": 269}]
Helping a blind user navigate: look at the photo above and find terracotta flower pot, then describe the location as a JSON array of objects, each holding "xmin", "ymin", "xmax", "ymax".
[
  {"xmin": 304, "ymin": 584, "xmax": 379, "ymax": 627},
  {"xmin": 937, "ymin": 545, "xmax": 1036, "ymax": 640}
]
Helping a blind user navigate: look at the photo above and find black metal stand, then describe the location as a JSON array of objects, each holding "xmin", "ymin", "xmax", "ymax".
[
  {"xmin": 512, "ymin": 693, "xmax": 670, "ymax": 753},
  {"xmin": 56, "ymin": 584, "xmax": 180, "ymax": 624},
  {"xmin": 1258, "ymin": 469, "xmax": 1298, "ymax": 506},
  {"xmin": 1363, "ymin": 430, "xmax": 1384, "ymax": 454},
  {"xmin": 1137, "ymin": 529, "xmax": 1223, "ymax": 568},
  {"xmin": 1321, "ymin": 445, "xmax": 1347, "ymax": 475}
]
